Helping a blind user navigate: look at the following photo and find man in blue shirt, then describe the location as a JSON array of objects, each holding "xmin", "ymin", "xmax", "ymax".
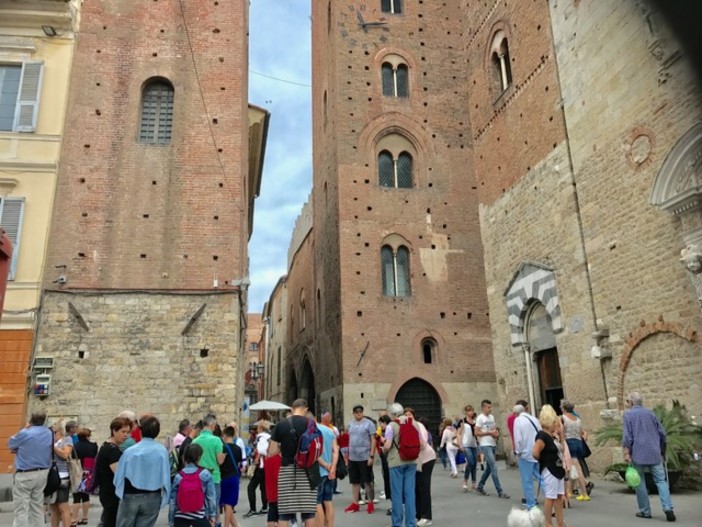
[
  {"xmin": 114, "ymin": 415, "xmax": 171, "ymax": 527},
  {"xmin": 622, "ymin": 391, "xmax": 675, "ymax": 522},
  {"xmin": 317, "ymin": 414, "xmax": 339, "ymax": 527},
  {"xmin": 8, "ymin": 411, "xmax": 53, "ymax": 527}
]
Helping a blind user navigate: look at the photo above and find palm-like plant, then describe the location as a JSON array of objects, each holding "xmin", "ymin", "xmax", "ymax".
[{"xmin": 595, "ymin": 400, "xmax": 702, "ymax": 474}]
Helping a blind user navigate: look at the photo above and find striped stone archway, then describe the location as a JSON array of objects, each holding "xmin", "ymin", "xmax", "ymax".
[{"xmin": 504, "ymin": 262, "xmax": 563, "ymax": 346}]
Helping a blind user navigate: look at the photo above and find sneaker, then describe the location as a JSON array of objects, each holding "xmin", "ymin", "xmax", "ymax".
[
  {"xmin": 386, "ymin": 509, "xmax": 392, "ymax": 516},
  {"xmin": 576, "ymin": 495, "xmax": 590, "ymax": 502},
  {"xmin": 373, "ymin": 498, "xmax": 380, "ymax": 503},
  {"xmin": 586, "ymin": 481, "xmax": 595, "ymax": 495},
  {"xmin": 243, "ymin": 511, "xmax": 256, "ymax": 518},
  {"xmin": 344, "ymin": 503, "xmax": 360, "ymax": 513},
  {"xmin": 358, "ymin": 499, "xmax": 366, "ymax": 505},
  {"xmin": 521, "ymin": 498, "xmax": 527, "ymax": 504},
  {"xmin": 367, "ymin": 502, "xmax": 375, "ymax": 514},
  {"xmin": 665, "ymin": 510, "xmax": 676, "ymax": 522},
  {"xmin": 333, "ymin": 490, "xmax": 343, "ymax": 495},
  {"xmin": 498, "ymin": 492, "xmax": 511, "ymax": 499},
  {"xmin": 476, "ymin": 487, "xmax": 488, "ymax": 496},
  {"xmin": 462, "ymin": 484, "xmax": 468, "ymax": 492},
  {"xmin": 417, "ymin": 520, "xmax": 433, "ymax": 526},
  {"xmin": 379, "ymin": 491, "xmax": 386, "ymax": 499}
]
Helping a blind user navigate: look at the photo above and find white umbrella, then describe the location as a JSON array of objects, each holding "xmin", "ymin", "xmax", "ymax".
[{"xmin": 249, "ymin": 400, "xmax": 291, "ymax": 411}]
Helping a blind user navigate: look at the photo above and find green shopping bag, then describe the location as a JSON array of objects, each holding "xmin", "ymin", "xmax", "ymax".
[{"xmin": 625, "ymin": 464, "xmax": 641, "ymax": 488}]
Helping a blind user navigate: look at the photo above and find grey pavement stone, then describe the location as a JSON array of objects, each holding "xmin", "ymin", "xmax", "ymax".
[{"xmin": 1, "ymin": 465, "xmax": 699, "ymax": 525}]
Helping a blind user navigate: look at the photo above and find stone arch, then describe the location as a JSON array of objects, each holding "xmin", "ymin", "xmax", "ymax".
[
  {"xmin": 374, "ymin": 46, "xmax": 418, "ymax": 71},
  {"xmin": 649, "ymin": 122, "xmax": 702, "ymax": 215},
  {"xmin": 299, "ymin": 353, "xmax": 316, "ymax": 414},
  {"xmin": 617, "ymin": 317, "xmax": 697, "ymax": 409},
  {"xmin": 358, "ymin": 113, "xmax": 433, "ymax": 166},
  {"xmin": 504, "ymin": 262, "xmax": 563, "ymax": 346}
]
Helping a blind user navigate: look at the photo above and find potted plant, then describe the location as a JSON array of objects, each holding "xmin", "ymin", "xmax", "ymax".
[{"xmin": 595, "ymin": 400, "xmax": 702, "ymax": 492}]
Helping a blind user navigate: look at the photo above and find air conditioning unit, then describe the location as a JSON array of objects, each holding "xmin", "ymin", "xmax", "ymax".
[{"xmin": 33, "ymin": 357, "xmax": 54, "ymax": 370}]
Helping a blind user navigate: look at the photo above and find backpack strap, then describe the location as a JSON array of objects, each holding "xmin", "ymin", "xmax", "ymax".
[{"xmin": 224, "ymin": 444, "xmax": 240, "ymax": 476}]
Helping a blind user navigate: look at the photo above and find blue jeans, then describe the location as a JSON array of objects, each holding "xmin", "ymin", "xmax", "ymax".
[
  {"xmin": 390, "ymin": 463, "xmax": 416, "ymax": 527},
  {"xmin": 633, "ymin": 463, "xmax": 673, "ymax": 515},
  {"xmin": 477, "ymin": 446, "xmax": 503, "ymax": 495},
  {"xmin": 116, "ymin": 492, "xmax": 161, "ymax": 527},
  {"xmin": 518, "ymin": 458, "xmax": 541, "ymax": 508},
  {"xmin": 462, "ymin": 447, "xmax": 477, "ymax": 483}
]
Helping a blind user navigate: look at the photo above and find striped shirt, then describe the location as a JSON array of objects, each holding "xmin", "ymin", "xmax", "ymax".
[{"xmin": 622, "ymin": 405, "xmax": 667, "ymax": 466}]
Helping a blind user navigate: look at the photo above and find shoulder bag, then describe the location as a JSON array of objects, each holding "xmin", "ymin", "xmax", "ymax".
[{"xmin": 44, "ymin": 431, "xmax": 61, "ymax": 497}]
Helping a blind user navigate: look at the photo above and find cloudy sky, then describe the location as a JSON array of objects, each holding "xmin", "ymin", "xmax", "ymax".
[{"xmin": 248, "ymin": 0, "xmax": 312, "ymax": 313}]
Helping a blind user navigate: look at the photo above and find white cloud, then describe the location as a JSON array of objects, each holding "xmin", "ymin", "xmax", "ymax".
[{"xmin": 248, "ymin": 0, "xmax": 312, "ymax": 312}]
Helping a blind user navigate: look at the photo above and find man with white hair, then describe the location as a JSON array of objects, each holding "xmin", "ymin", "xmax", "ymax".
[
  {"xmin": 623, "ymin": 392, "xmax": 675, "ymax": 522},
  {"xmin": 512, "ymin": 401, "xmax": 541, "ymax": 509},
  {"xmin": 382, "ymin": 402, "xmax": 425, "ymax": 527}
]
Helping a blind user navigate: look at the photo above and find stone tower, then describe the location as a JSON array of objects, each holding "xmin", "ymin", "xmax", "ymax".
[
  {"xmin": 29, "ymin": 0, "xmax": 264, "ymax": 436},
  {"xmin": 307, "ymin": 0, "xmax": 496, "ymax": 429}
]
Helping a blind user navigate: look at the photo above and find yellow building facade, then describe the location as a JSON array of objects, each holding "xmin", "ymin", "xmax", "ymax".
[{"xmin": 0, "ymin": 0, "xmax": 80, "ymax": 471}]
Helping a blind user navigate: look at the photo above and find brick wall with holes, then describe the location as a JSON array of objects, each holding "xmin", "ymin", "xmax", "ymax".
[
  {"xmin": 30, "ymin": 0, "xmax": 250, "ymax": 429},
  {"xmin": 307, "ymin": 0, "xmax": 497, "ymax": 422},
  {"xmin": 44, "ymin": 0, "xmax": 249, "ymax": 290}
]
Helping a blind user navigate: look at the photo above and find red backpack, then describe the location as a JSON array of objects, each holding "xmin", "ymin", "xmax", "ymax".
[
  {"xmin": 291, "ymin": 418, "xmax": 324, "ymax": 469},
  {"xmin": 394, "ymin": 417, "xmax": 421, "ymax": 461},
  {"xmin": 176, "ymin": 468, "xmax": 205, "ymax": 513}
]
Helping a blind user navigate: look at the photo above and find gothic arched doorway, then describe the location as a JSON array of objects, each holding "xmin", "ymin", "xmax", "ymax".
[
  {"xmin": 300, "ymin": 357, "xmax": 316, "ymax": 415},
  {"xmin": 287, "ymin": 369, "xmax": 298, "ymax": 405},
  {"xmin": 527, "ymin": 302, "xmax": 564, "ymax": 413},
  {"xmin": 396, "ymin": 378, "xmax": 442, "ymax": 438}
]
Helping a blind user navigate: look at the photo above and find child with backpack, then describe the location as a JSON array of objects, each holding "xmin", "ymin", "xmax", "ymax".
[{"xmin": 169, "ymin": 444, "xmax": 217, "ymax": 527}]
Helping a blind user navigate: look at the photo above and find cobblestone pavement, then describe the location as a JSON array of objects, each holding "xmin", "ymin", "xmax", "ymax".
[{"xmin": 2, "ymin": 463, "xmax": 700, "ymax": 526}]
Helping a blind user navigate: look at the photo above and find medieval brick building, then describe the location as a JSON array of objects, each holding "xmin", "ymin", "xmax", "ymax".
[
  {"xmin": 274, "ymin": 0, "xmax": 702, "ymax": 456},
  {"xmin": 27, "ymin": 0, "xmax": 268, "ymax": 437}
]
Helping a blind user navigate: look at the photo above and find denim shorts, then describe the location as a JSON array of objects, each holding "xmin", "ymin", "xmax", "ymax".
[
  {"xmin": 316, "ymin": 476, "xmax": 333, "ymax": 504},
  {"xmin": 566, "ymin": 438, "xmax": 584, "ymax": 460}
]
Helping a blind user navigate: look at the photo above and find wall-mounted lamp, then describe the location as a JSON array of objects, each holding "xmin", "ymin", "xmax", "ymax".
[{"xmin": 42, "ymin": 26, "xmax": 57, "ymax": 37}]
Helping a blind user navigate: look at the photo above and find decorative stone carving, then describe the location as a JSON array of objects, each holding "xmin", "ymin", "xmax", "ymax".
[
  {"xmin": 681, "ymin": 244, "xmax": 702, "ymax": 274},
  {"xmin": 635, "ymin": 0, "xmax": 682, "ymax": 85}
]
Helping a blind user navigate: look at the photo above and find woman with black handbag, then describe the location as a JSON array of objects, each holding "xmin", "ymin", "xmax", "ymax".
[{"xmin": 48, "ymin": 422, "xmax": 74, "ymax": 527}]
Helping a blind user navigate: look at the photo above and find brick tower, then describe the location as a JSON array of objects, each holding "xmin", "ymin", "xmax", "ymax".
[
  {"xmin": 307, "ymin": 1, "xmax": 496, "ymax": 428},
  {"xmin": 29, "ymin": 0, "xmax": 261, "ymax": 435}
]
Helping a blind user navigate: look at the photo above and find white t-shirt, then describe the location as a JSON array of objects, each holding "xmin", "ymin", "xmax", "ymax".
[
  {"xmin": 476, "ymin": 413, "xmax": 497, "ymax": 447},
  {"xmin": 461, "ymin": 420, "xmax": 477, "ymax": 448}
]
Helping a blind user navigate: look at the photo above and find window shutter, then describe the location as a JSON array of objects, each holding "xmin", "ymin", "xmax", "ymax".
[
  {"xmin": 396, "ymin": 65, "xmax": 409, "ymax": 97},
  {"xmin": 396, "ymin": 152, "xmax": 413, "ymax": 188},
  {"xmin": 381, "ymin": 246, "xmax": 395, "ymax": 296},
  {"xmin": 396, "ymin": 246, "xmax": 411, "ymax": 297},
  {"xmin": 13, "ymin": 62, "xmax": 44, "ymax": 132},
  {"xmin": 378, "ymin": 151, "xmax": 394, "ymax": 187},
  {"xmin": 0, "ymin": 198, "xmax": 25, "ymax": 280},
  {"xmin": 381, "ymin": 64, "xmax": 394, "ymax": 96}
]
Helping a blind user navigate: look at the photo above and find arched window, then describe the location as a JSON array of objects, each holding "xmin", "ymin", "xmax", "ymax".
[
  {"xmin": 300, "ymin": 290, "xmax": 306, "ymax": 330},
  {"xmin": 139, "ymin": 79, "xmax": 174, "ymax": 144},
  {"xmin": 381, "ymin": 0, "xmax": 403, "ymax": 14},
  {"xmin": 378, "ymin": 150, "xmax": 413, "ymax": 188},
  {"xmin": 421, "ymin": 338, "xmax": 436, "ymax": 364},
  {"xmin": 381, "ymin": 244, "xmax": 411, "ymax": 297},
  {"xmin": 276, "ymin": 346, "xmax": 282, "ymax": 386},
  {"xmin": 490, "ymin": 32, "xmax": 512, "ymax": 94},
  {"xmin": 381, "ymin": 62, "xmax": 409, "ymax": 97}
]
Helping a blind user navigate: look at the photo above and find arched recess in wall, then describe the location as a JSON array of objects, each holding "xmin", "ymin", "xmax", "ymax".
[
  {"xmin": 617, "ymin": 318, "xmax": 697, "ymax": 410},
  {"xmin": 299, "ymin": 353, "xmax": 316, "ymax": 415},
  {"xmin": 287, "ymin": 368, "xmax": 298, "ymax": 405},
  {"xmin": 358, "ymin": 113, "xmax": 433, "ymax": 185},
  {"xmin": 504, "ymin": 262, "xmax": 563, "ymax": 347},
  {"xmin": 395, "ymin": 378, "xmax": 442, "ymax": 441},
  {"xmin": 484, "ymin": 21, "xmax": 514, "ymax": 98}
]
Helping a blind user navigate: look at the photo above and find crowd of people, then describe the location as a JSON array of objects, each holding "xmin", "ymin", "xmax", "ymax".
[{"xmin": 7, "ymin": 390, "xmax": 677, "ymax": 527}]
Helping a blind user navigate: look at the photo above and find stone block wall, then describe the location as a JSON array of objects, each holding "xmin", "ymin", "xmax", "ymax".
[{"xmin": 29, "ymin": 291, "xmax": 241, "ymax": 442}]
